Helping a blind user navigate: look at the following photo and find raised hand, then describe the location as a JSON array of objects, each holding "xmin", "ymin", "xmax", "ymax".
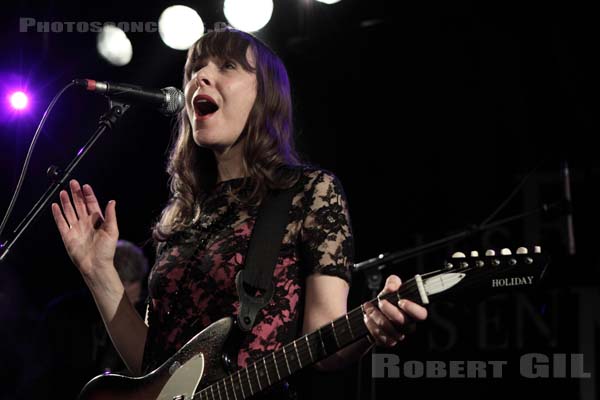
[
  {"xmin": 51, "ymin": 179, "xmax": 119, "ymax": 279},
  {"xmin": 362, "ymin": 275, "xmax": 428, "ymax": 347}
]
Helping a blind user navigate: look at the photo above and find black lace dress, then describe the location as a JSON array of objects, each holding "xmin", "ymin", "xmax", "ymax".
[{"xmin": 142, "ymin": 167, "xmax": 354, "ymax": 397}]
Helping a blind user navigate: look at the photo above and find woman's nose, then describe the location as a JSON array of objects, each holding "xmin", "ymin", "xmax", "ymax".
[{"xmin": 195, "ymin": 71, "xmax": 212, "ymax": 87}]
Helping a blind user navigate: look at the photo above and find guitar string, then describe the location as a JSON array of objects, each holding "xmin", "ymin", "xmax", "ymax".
[
  {"xmin": 195, "ymin": 266, "xmax": 464, "ymax": 399},
  {"xmin": 193, "ymin": 281, "xmax": 425, "ymax": 400},
  {"xmin": 193, "ymin": 258, "xmax": 536, "ymax": 399},
  {"xmin": 194, "ymin": 260, "xmax": 527, "ymax": 400},
  {"xmin": 195, "ymin": 260, "xmax": 530, "ymax": 400}
]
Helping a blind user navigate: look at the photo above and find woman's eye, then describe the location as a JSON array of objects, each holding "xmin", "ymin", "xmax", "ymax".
[{"xmin": 222, "ymin": 62, "xmax": 236, "ymax": 70}]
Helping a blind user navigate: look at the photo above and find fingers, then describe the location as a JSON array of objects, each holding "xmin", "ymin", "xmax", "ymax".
[
  {"xmin": 53, "ymin": 182, "xmax": 113, "ymax": 235},
  {"xmin": 69, "ymin": 180, "xmax": 88, "ymax": 219},
  {"xmin": 102, "ymin": 200, "xmax": 119, "ymax": 235},
  {"xmin": 377, "ymin": 275, "xmax": 409, "ymax": 324},
  {"xmin": 82, "ymin": 184, "xmax": 103, "ymax": 218},
  {"xmin": 59, "ymin": 189, "xmax": 78, "ymax": 227},
  {"xmin": 378, "ymin": 298, "xmax": 406, "ymax": 326},
  {"xmin": 380, "ymin": 275, "xmax": 428, "ymax": 321},
  {"xmin": 363, "ymin": 302, "xmax": 404, "ymax": 346},
  {"xmin": 379, "ymin": 275, "xmax": 402, "ymax": 295},
  {"xmin": 362, "ymin": 274, "xmax": 429, "ymax": 348},
  {"xmin": 51, "ymin": 202, "xmax": 70, "ymax": 235},
  {"xmin": 398, "ymin": 298, "xmax": 428, "ymax": 321}
]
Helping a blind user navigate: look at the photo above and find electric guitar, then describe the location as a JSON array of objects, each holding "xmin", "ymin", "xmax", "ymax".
[{"xmin": 78, "ymin": 246, "xmax": 548, "ymax": 400}]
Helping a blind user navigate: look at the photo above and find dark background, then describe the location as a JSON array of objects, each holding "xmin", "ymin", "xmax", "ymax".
[{"xmin": 0, "ymin": 1, "xmax": 598, "ymax": 399}]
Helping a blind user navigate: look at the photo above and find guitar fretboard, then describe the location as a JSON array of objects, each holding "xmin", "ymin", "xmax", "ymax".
[
  {"xmin": 194, "ymin": 281, "xmax": 421, "ymax": 400},
  {"xmin": 187, "ymin": 249, "xmax": 545, "ymax": 400}
]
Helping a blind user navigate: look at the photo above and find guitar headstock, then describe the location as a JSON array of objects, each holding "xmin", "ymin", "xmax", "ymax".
[{"xmin": 418, "ymin": 246, "xmax": 549, "ymax": 303}]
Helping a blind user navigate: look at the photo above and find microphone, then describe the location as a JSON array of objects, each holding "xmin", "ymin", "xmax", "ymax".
[
  {"xmin": 73, "ymin": 78, "xmax": 184, "ymax": 116},
  {"xmin": 561, "ymin": 161, "xmax": 576, "ymax": 255}
]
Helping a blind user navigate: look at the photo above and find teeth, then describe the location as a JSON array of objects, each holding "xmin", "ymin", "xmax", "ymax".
[
  {"xmin": 194, "ymin": 98, "xmax": 216, "ymax": 107},
  {"xmin": 194, "ymin": 96, "xmax": 219, "ymax": 116}
]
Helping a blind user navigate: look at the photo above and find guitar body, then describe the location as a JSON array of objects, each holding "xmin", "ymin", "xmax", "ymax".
[{"xmin": 78, "ymin": 317, "xmax": 234, "ymax": 400}]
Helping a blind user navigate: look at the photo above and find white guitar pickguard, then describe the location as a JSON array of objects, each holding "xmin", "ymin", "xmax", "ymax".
[{"xmin": 157, "ymin": 353, "xmax": 205, "ymax": 400}]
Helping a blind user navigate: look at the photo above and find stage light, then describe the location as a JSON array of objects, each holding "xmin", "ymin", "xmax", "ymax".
[
  {"xmin": 96, "ymin": 24, "xmax": 133, "ymax": 66},
  {"xmin": 159, "ymin": 5, "xmax": 204, "ymax": 50},
  {"xmin": 8, "ymin": 91, "xmax": 29, "ymax": 110},
  {"xmin": 315, "ymin": 0, "xmax": 342, "ymax": 4},
  {"xmin": 223, "ymin": 0, "xmax": 273, "ymax": 32}
]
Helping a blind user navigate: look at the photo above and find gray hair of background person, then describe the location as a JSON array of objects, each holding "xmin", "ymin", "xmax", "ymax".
[{"xmin": 113, "ymin": 240, "xmax": 149, "ymax": 283}]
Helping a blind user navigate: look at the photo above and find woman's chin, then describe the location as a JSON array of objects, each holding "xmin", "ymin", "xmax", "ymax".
[
  {"xmin": 192, "ymin": 133, "xmax": 225, "ymax": 152},
  {"xmin": 192, "ymin": 130, "xmax": 214, "ymax": 146}
]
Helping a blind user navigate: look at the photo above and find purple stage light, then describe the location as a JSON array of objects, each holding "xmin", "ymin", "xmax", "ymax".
[{"xmin": 9, "ymin": 91, "xmax": 29, "ymax": 110}]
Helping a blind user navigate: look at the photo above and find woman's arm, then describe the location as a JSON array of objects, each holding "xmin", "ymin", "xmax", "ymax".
[
  {"xmin": 301, "ymin": 274, "xmax": 371, "ymax": 371},
  {"xmin": 51, "ymin": 180, "xmax": 148, "ymax": 375},
  {"xmin": 299, "ymin": 171, "xmax": 426, "ymax": 371},
  {"xmin": 84, "ymin": 265, "xmax": 149, "ymax": 375}
]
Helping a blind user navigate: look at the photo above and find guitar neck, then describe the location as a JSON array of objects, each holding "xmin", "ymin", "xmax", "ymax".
[
  {"xmin": 195, "ymin": 248, "xmax": 546, "ymax": 399},
  {"xmin": 195, "ymin": 279, "xmax": 423, "ymax": 400}
]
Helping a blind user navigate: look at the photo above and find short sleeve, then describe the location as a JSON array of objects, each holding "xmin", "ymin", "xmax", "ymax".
[{"xmin": 299, "ymin": 171, "xmax": 354, "ymax": 284}]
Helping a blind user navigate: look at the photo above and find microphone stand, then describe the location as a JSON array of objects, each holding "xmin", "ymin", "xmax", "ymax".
[
  {"xmin": 0, "ymin": 100, "xmax": 130, "ymax": 262},
  {"xmin": 353, "ymin": 200, "xmax": 563, "ymax": 274},
  {"xmin": 353, "ymin": 198, "xmax": 563, "ymax": 400}
]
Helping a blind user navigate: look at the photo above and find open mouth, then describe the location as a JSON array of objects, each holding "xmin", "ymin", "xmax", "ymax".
[{"xmin": 193, "ymin": 94, "xmax": 219, "ymax": 117}]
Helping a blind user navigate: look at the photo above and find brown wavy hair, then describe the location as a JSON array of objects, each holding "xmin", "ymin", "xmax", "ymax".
[{"xmin": 153, "ymin": 29, "xmax": 300, "ymax": 242}]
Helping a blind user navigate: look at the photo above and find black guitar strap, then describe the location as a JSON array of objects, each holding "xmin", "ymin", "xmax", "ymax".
[{"xmin": 235, "ymin": 184, "xmax": 297, "ymax": 332}]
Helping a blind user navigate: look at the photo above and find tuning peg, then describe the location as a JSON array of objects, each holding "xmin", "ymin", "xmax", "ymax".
[
  {"xmin": 534, "ymin": 246, "xmax": 541, "ymax": 254},
  {"xmin": 500, "ymin": 248, "xmax": 512, "ymax": 255},
  {"xmin": 515, "ymin": 247, "xmax": 528, "ymax": 254},
  {"xmin": 451, "ymin": 252, "xmax": 466, "ymax": 258},
  {"xmin": 485, "ymin": 249, "xmax": 496, "ymax": 256},
  {"xmin": 470, "ymin": 251, "xmax": 479, "ymax": 257}
]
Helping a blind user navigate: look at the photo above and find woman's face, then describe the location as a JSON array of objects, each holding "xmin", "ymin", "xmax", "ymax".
[{"xmin": 184, "ymin": 48, "xmax": 257, "ymax": 154}]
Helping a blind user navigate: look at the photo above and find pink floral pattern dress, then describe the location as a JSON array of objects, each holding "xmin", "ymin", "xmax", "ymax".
[{"xmin": 142, "ymin": 168, "xmax": 354, "ymax": 386}]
